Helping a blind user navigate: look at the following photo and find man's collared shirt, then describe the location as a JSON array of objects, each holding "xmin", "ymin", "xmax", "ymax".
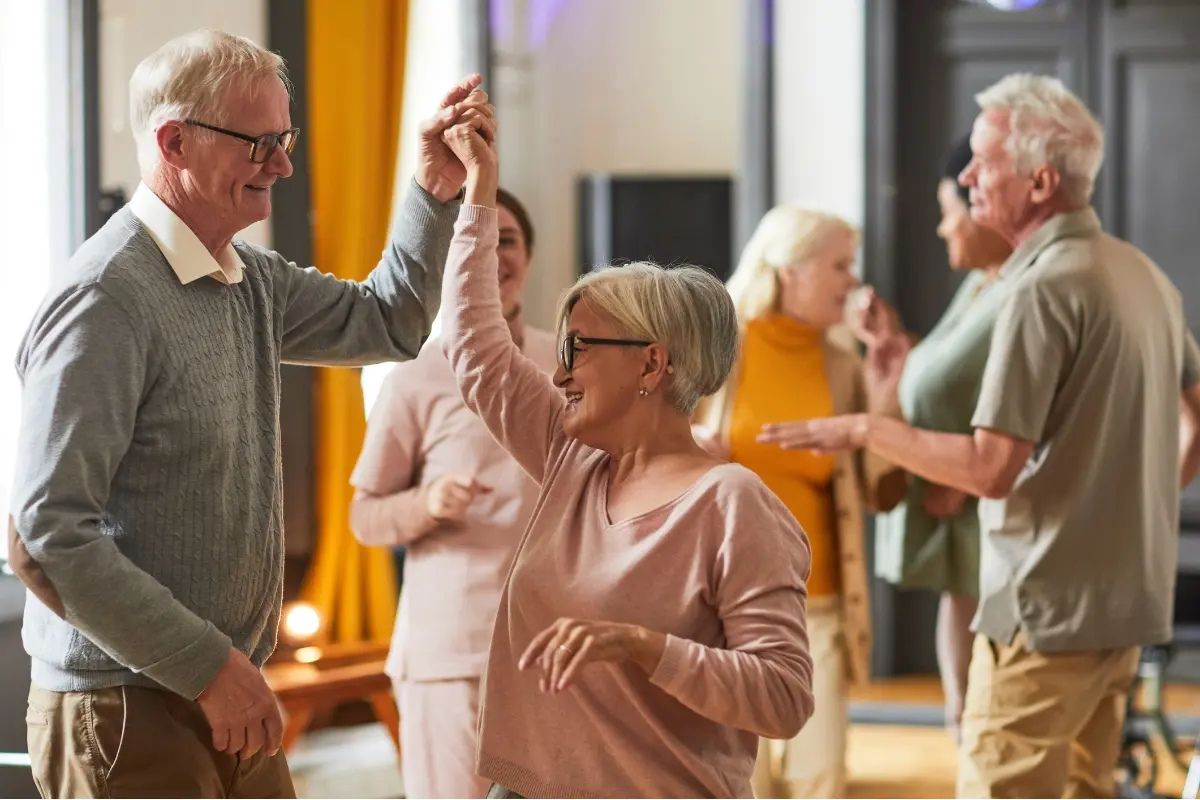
[
  {"xmin": 971, "ymin": 208, "xmax": 1200, "ymax": 653},
  {"xmin": 128, "ymin": 183, "xmax": 245, "ymax": 286}
]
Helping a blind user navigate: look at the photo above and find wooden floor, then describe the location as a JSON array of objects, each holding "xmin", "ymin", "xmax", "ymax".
[
  {"xmin": 847, "ymin": 724, "xmax": 957, "ymax": 798},
  {"xmin": 286, "ymin": 675, "xmax": 1200, "ymax": 798},
  {"xmin": 844, "ymin": 676, "xmax": 1200, "ymax": 798}
]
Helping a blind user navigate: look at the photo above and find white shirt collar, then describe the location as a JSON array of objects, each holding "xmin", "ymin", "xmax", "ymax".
[{"xmin": 128, "ymin": 183, "xmax": 246, "ymax": 285}]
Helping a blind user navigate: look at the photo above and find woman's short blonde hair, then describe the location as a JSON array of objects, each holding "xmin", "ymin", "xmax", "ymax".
[
  {"xmin": 556, "ymin": 263, "xmax": 738, "ymax": 414},
  {"xmin": 130, "ymin": 29, "xmax": 290, "ymax": 172},
  {"xmin": 725, "ymin": 206, "xmax": 859, "ymax": 325}
]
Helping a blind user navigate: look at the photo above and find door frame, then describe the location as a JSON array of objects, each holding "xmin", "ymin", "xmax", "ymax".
[{"xmin": 863, "ymin": 0, "xmax": 900, "ymax": 679}]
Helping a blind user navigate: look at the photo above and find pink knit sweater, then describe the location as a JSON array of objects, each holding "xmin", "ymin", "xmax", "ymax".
[{"xmin": 441, "ymin": 206, "xmax": 815, "ymax": 798}]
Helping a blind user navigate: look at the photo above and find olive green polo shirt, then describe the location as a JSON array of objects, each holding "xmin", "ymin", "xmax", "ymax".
[{"xmin": 971, "ymin": 208, "xmax": 1200, "ymax": 652}]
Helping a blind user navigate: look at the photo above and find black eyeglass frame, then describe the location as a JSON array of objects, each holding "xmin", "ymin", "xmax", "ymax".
[
  {"xmin": 559, "ymin": 334, "xmax": 676, "ymax": 374},
  {"xmin": 184, "ymin": 119, "xmax": 300, "ymax": 164}
]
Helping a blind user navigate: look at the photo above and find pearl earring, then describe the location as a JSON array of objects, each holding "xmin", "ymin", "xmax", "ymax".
[{"xmin": 638, "ymin": 387, "xmax": 649, "ymax": 397}]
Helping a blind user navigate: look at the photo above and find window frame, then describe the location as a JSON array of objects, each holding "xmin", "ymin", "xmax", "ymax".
[{"xmin": 0, "ymin": 0, "xmax": 97, "ymax": 600}]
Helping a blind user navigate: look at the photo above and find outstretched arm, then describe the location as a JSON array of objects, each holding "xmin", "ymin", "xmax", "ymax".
[
  {"xmin": 276, "ymin": 77, "xmax": 493, "ymax": 366},
  {"xmin": 437, "ymin": 108, "xmax": 568, "ymax": 481},
  {"xmin": 758, "ymin": 414, "xmax": 1033, "ymax": 500},
  {"xmin": 761, "ymin": 281, "xmax": 1061, "ymax": 500}
]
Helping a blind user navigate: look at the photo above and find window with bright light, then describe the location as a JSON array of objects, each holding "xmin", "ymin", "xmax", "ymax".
[
  {"xmin": 362, "ymin": 0, "xmax": 464, "ymax": 418},
  {"xmin": 0, "ymin": 0, "xmax": 73, "ymax": 559}
]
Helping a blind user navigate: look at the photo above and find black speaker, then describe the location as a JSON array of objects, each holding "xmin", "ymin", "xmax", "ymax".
[{"xmin": 577, "ymin": 174, "xmax": 734, "ymax": 282}]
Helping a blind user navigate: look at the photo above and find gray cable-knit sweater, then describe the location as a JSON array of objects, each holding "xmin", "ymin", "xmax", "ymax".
[{"xmin": 11, "ymin": 181, "xmax": 457, "ymax": 699}]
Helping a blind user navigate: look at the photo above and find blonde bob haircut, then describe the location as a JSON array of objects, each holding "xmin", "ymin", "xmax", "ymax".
[
  {"xmin": 725, "ymin": 206, "xmax": 859, "ymax": 326},
  {"xmin": 556, "ymin": 262, "xmax": 738, "ymax": 415}
]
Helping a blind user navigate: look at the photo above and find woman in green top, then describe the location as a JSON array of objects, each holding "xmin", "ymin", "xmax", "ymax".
[{"xmin": 853, "ymin": 135, "xmax": 1012, "ymax": 741}]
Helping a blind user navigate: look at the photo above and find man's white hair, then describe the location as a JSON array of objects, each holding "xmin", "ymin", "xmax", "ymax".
[
  {"xmin": 975, "ymin": 73, "xmax": 1104, "ymax": 206},
  {"xmin": 129, "ymin": 29, "xmax": 290, "ymax": 173}
]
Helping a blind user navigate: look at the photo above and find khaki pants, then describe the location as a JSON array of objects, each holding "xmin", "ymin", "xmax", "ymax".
[
  {"xmin": 958, "ymin": 633, "xmax": 1140, "ymax": 799},
  {"xmin": 752, "ymin": 600, "xmax": 849, "ymax": 798},
  {"xmin": 396, "ymin": 678, "xmax": 489, "ymax": 799},
  {"xmin": 27, "ymin": 683, "xmax": 295, "ymax": 799}
]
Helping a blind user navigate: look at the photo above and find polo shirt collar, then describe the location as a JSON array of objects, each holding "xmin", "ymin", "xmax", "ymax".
[{"xmin": 1000, "ymin": 207, "xmax": 1102, "ymax": 279}]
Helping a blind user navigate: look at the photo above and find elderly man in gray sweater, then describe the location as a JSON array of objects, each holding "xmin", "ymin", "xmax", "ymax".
[{"xmin": 6, "ymin": 29, "xmax": 494, "ymax": 798}]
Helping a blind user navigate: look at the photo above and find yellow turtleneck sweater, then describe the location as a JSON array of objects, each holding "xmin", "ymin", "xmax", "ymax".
[{"xmin": 729, "ymin": 313, "xmax": 839, "ymax": 597}]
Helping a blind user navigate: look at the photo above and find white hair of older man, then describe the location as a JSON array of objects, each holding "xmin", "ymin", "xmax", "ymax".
[
  {"xmin": 975, "ymin": 73, "xmax": 1104, "ymax": 207},
  {"xmin": 129, "ymin": 29, "xmax": 291, "ymax": 174}
]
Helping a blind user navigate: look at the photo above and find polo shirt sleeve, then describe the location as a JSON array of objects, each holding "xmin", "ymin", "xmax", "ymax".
[
  {"xmin": 1182, "ymin": 326, "xmax": 1200, "ymax": 390},
  {"xmin": 971, "ymin": 279, "xmax": 1075, "ymax": 443}
]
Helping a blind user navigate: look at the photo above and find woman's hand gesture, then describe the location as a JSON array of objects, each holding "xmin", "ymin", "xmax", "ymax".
[{"xmin": 518, "ymin": 618, "xmax": 667, "ymax": 693}]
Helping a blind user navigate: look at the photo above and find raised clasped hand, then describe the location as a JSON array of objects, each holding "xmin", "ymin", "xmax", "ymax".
[{"xmin": 414, "ymin": 74, "xmax": 497, "ymax": 201}]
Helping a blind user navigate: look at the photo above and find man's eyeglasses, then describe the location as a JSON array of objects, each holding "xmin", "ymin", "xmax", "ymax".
[
  {"xmin": 558, "ymin": 334, "xmax": 673, "ymax": 374},
  {"xmin": 185, "ymin": 120, "xmax": 300, "ymax": 164}
]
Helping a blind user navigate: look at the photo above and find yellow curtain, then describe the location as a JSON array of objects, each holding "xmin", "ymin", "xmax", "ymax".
[{"xmin": 301, "ymin": 0, "xmax": 409, "ymax": 647}]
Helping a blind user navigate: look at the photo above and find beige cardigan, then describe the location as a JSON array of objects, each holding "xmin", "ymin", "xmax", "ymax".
[{"xmin": 694, "ymin": 330, "xmax": 905, "ymax": 684}]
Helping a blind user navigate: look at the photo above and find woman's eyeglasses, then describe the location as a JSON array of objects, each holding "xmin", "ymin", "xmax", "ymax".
[
  {"xmin": 558, "ymin": 334, "xmax": 673, "ymax": 374},
  {"xmin": 185, "ymin": 120, "xmax": 300, "ymax": 164}
]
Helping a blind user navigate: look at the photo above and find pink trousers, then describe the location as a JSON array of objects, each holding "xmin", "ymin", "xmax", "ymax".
[{"xmin": 396, "ymin": 678, "xmax": 490, "ymax": 799}]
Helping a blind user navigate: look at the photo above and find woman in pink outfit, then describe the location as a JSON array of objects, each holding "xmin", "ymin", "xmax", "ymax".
[
  {"xmin": 348, "ymin": 188, "xmax": 557, "ymax": 799},
  {"xmin": 435, "ymin": 107, "xmax": 815, "ymax": 798}
]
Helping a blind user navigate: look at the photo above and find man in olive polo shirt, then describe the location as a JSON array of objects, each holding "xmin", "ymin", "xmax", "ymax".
[{"xmin": 757, "ymin": 72, "xmax": 1200, "ymax": 797}]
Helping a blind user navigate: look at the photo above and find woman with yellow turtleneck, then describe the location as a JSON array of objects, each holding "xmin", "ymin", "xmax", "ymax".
[{"xmin": 694, "ymin": 207, "xmax": 905, "ymax": 799}]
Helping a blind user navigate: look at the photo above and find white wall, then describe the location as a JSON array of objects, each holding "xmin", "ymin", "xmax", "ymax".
[
  {"xmin": 773, "ymin": 0, "xmax": 866, "ymax": 229},
  {"xmin": 495, "ymin": 0, "xmax": 867, "ymax": 326},
  {"xmin": 98, "ymin": 0, "xmax": 272, "ymax": 247},
  {"xmin": 367, "ymin": 0, "xmax": 471, "ymax": 416},
  {"xmin": 494, "ymin": 0, "xmax": 744, "ymax": 328}
]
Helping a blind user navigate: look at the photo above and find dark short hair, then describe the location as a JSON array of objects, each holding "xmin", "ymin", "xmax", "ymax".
[
  {"xmin": 942, "ymin": 134, "xmax": 973, "ymax": 205},
  {"xmin": 497, "ymin": 187, "xmax": 535, "ymax": 254}
]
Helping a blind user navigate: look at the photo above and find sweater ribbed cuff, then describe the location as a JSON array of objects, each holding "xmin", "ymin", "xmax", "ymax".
[
  {"xmin": 139, "ymin": 621, "xmax": 233, "ymax": 700},
  {"xmin": 400, "ymin": 178, "xmax": 460, "ymax": 247},
  {"xmin": 458, "ymin": 204, "xmax": 499, "ymax": 229},
  {"xmin": 648, "ymin": 633, "xmax": 687, "ymax": 692}
]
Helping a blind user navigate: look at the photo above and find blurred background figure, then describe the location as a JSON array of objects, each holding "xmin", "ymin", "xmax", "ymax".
[
  {"xmin": 755, "ymin": 72, "xmax": 1200, "ymax": 800},
  {"xmin": 694, "ymin": 206, "xmax": 905, "ymax": 798},
  {"xmin": 850, "ymin": 133, "xmax": 1013, "ymax": 742}
]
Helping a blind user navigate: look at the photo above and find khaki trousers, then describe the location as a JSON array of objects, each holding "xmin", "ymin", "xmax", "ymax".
[
  {"xmin": 27, "ymin": 683, "xmax": 295, "ymax": 799},
  {"xmin": 958, "ymin": 633, "xmax": 1140, "ymax": 799},
  {"xmin": 752, "ymin": 600, "xmax": 849, "ymax": 798}
]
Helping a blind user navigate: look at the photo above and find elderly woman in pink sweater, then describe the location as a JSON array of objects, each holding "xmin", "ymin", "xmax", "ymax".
[{"xmin": 436, "ymin": 109, "xmax": 815, "ymax": 798}]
